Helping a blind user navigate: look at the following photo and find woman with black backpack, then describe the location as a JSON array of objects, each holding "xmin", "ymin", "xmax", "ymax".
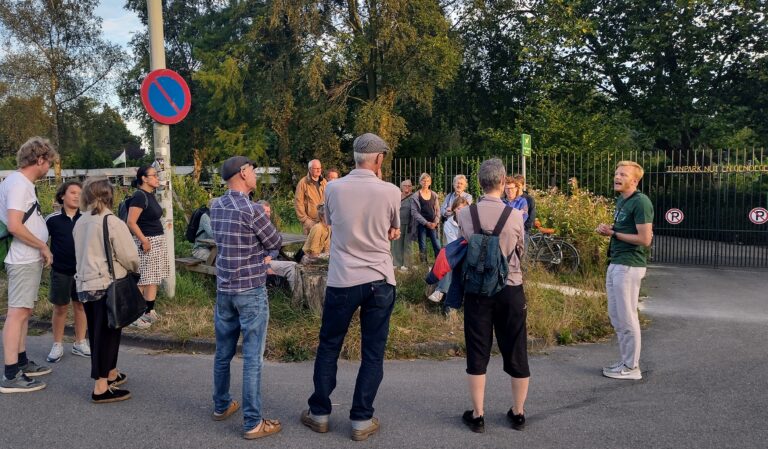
[{"xmin": 125, "ymin": 165, "xmax": 169, "ymax": 329}]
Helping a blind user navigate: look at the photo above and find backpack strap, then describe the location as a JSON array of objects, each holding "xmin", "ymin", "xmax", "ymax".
[
  {"xmin": 469, "ymin": 204, "xmax": 482, "ymax": 234},
  {"xmin": 492, "ymin": 207, "xmax": 513, "ymax": 236},
  {"xmin": 139, "ymin": 189, "xmax": 149, "ymax": 208},
  {"xmin": 22, "ymin": 202, "xmax": 40, "ymax": 224}
]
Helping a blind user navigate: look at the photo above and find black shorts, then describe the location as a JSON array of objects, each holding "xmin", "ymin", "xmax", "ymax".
[
  {"xmin": 49, "ymin": 270, "xmax": 79, "ymax": 306},
  {"xmin": 464, "ymin": 284, "xmax": 530, "ymax": 378}
]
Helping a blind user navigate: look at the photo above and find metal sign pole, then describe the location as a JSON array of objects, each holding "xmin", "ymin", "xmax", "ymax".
[{"xmin": 147, "ymin": 0, "xmax": 176, "ymax": 298}]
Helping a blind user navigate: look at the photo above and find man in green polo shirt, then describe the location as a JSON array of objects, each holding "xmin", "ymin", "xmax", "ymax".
[{"xmin": 596, "ymin": 161, "xmax": 654, "ymax": 380}]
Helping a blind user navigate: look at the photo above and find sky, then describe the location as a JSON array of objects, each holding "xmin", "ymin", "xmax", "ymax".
[{"xmin": 95, "ymin": 1, "xmax": 144, "ymax": 138}]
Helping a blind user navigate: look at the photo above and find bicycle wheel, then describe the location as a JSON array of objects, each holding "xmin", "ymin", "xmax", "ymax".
[
  {"xmin": 534, "ymin": 240, "xmax": 581, "ymax": 274},
  {"xmin": 525, "ymin": 234, "xmax": 545, "ymax": 262},
  {"xmin": 553, "ymin": 240, "xmax": 580, "ymax": 274}
]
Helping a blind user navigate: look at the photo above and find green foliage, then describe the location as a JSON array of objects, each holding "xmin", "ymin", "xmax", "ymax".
[
  {"xmin": 170, "ymin": 173, "xmax": 225, "ymax": 242},
  {"xmin": 533, "ymin": 187, "xmax": 614, "ymax": 273}
]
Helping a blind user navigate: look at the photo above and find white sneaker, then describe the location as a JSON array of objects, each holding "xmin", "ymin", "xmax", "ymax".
[
  {"xmin": 72, "ymin": 340, "xmax": 91, "ymax": 358},
  {"xmin": 427, "ymin": 291, "xmax": 444, "ymax": 303},
  {"xmin": 46, "ymin": 343, "xmax": 64, "ymax": 363},
  {"xmin": 602, "ymin": 364, "xmax": 642, "ymax": 380},
  {"xmin": 398, "ymin": 266, "xmax": 409, "ymax": 272},
  {"xmin": 144, "ymin": 310, "xmax": 159, "ymax": 323},
  {"xmin": 130, "ymin": 316, "xmax": 152, "ymax": 329}
]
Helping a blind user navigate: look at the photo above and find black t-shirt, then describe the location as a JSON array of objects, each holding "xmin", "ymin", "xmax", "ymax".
[
  {"xmin": 419, "ymin": 193, "xmax": 436, "ymax": 223},
  {"xmin": 45, "ymin": 209, "xmax": 81, "ymax": 275},
  {"xmin": 131, "ymin": 189, "xmax": 164, "ymax": 237}
]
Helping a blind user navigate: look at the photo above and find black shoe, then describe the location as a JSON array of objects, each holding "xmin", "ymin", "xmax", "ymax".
[
  {"xmin": 108, "ymin": 372, "xmax": 127, "ymax": 388},
  {"xmin": 507, "ymin": 408, "xmax": 525, "ymax": 431},
  {"xmin": 462, "ymin": 410, "xmax": 485, "ymax": 433},
  {"xmin": 91, "ymin": 386, "xmax": 131, "ymax": 403}
]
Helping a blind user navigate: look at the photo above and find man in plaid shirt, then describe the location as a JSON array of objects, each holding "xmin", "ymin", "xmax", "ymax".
[{"xmin": 209, "ymin": 156, "xmax": 282, "ymax": 440}]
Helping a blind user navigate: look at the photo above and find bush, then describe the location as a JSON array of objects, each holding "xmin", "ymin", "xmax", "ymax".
[{"xmin": 532, "ymin": 187, "xmax": 613, "ymax": 273}]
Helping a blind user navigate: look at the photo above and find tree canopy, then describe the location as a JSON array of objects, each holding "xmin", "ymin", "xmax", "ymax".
[{"xmin": 5, "ymin": 1, "xmax": 768, "ymax": 172}]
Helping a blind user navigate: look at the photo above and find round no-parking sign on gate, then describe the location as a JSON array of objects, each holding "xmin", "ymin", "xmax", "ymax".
[
  {"xmin": 665, "ymin": 208, "xmax": 684, "ymax": 225},
  {"xmin": 140, "ymin": 69, "xmax": 192, "ymax": 125},
  {"xmin": 749, "ymin": 207, "xmax": 768, "ymax": 225}
]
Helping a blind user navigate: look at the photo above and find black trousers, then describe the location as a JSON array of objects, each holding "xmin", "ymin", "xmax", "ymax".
[
  {"xmin": 464, "ymin": 285, "xmax": 530, "ymax": 378},
  {"xmin": 83, "ymin": 298, "xmax": 122, "ymax": 380}
]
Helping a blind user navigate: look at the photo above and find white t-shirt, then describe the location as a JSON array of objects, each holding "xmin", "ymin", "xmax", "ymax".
[{"xmin": 0, "ymin": 171, "xmax": 48, "ymax": 264}]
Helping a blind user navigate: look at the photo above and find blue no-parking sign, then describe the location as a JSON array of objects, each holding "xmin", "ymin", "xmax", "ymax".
[{"xmin": 140, "ymin": 69, "xmax": 191, "ymax": 125}]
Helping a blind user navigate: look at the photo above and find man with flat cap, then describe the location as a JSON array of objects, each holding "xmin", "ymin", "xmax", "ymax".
[
  {"xmin": 300, "ymin": 133, "xmax": 401, "ymax": 441},
  {"xmin": 209, "ymin": 156, "xmax": 283, "ymax": 440}
]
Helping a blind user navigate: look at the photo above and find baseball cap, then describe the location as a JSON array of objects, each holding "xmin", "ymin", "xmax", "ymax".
[{"xmin": 220, "ymin": 156, "xmax": 255, "ymax": 181}]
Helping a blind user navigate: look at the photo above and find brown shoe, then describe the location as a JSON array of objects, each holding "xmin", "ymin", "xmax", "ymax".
[
  {"xmin": 351, "ymin": 417, "xmax": 380, "ymax": 441},
  {"xmin": 301, "ymin": 410, "xmax": 329, "ymax": 433},
  {"xmin": 212, "ymin": 400, "xmax": 240, "ymax": 421},
  {"xmin": 244, "ymin": 418, "xmax": 281, "ymax": 440}
]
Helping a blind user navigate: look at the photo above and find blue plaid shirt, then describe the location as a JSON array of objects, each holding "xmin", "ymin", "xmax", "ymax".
[{"xmin": 210, "ymin": 190, "xmax": 282, "ymax": 293}]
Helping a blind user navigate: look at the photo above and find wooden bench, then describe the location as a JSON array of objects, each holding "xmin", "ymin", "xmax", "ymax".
[
  {"xmin": 175, "ymin": 257, "xmax": 216, "ymax": 276},
  {"xmin": 176, "ymin": 233, "xmax": 307, "ymax": 278}
]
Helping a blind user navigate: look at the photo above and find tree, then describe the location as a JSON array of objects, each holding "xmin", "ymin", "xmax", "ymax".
[
  {"xmin": 0, "ymin": 93, "xmax": 49, "ymax": 157},
  {"xmin": 0, "ymin": 0, "xmax": 125, "ymax": 155},
  {"xmin": 525, "ymin": 0, "xmax": 768, "ymax": 150},
  {"xmin": 58, "ymin": 98, "xmax": 142, "ymax": 168}
]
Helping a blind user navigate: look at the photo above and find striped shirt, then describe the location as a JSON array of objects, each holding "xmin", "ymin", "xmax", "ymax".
[{"xmin": 210, "ymin": 190, "xmax": 282, "ymax": 293}]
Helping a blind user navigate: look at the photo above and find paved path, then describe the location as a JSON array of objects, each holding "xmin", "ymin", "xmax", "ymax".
[{"xmin": 2, "ymin": 265, "xmax": 767, "ymax": 448}]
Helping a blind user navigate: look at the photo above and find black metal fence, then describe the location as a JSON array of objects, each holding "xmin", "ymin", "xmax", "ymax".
[{"xmin": 392, "ymin": 148, "xmax": 768, "ymax": 268}]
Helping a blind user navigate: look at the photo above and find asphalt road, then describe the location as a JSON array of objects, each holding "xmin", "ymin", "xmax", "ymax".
[{"xmin": 1, "ymin": 265, "xmax": 767, "ymax": 449}]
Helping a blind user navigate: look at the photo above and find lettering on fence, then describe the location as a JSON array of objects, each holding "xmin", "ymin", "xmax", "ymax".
[{"xmin": 666, "ymin": 164, "xmax": 768, "ymax": 173}]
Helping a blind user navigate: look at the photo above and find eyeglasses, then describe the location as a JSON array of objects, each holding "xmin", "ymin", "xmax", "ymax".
[{"xmin": 145, "ymin": 174, "xmax": 159, "ymax": 178}]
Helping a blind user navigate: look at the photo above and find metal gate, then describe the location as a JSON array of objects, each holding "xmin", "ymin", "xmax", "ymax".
[
  {"xmin": 392, "ymin": 148, "xmax": 768, "ymax": 268},
  {"xmin": 642, "ymin": 148, "xmax": 768, "ymax": 268}
]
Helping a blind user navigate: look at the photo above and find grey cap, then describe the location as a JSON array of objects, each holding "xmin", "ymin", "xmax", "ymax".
[
  {"xmin": 353, "ymin": 133, "xmax": 390, "ymax": 154},
  {"xmin": 220, "ymin": 156, "xmax": 255, "ymax": 181}
]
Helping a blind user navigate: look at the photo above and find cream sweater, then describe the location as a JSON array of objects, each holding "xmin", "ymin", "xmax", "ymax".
[{"xmin": 73, "ymin": 210, "xmax": 139, "ymax": 292}]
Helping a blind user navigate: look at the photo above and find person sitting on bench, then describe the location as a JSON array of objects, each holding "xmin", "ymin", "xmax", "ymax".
[{"xmin": 256, "ymin": 200, "xmax": 298, "ymax": 291}]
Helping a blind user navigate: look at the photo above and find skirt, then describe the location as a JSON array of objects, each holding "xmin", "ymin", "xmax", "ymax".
[{"xmin": 133, "ymin": 235, "xmax": 170, "ymax": 286}]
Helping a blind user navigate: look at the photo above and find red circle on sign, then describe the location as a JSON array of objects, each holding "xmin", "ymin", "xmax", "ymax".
[
  {"xmin": 140, "ymin": 69, "xmax": 191, "ymax": 125},
  {"xmin": 749, "ymin": 207, "xmax": 768, "ymax": 225},
  {"xmin": 665, "ymin": 208, "xmax": 684, "ymax": 225}
]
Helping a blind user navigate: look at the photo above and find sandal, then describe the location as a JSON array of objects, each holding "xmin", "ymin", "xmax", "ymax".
[{"xmin": 243, "ymin": 418, "xmax": 282, "ymax": 440}]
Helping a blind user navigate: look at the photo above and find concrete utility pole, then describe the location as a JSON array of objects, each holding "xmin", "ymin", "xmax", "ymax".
[{"xmin": 147, "ymin": 0, "xmax": 176, "ymax": 297}]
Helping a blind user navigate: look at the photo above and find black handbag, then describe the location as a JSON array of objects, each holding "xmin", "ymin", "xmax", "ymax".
[{"xmin": 102, "ymin": 215, "xmax": 146, "ymax": 329}]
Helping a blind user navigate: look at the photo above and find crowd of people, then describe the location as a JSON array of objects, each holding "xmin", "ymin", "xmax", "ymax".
[{"xmin": 0, "ymin": 134, "xmax": 653, "ymax": 441}]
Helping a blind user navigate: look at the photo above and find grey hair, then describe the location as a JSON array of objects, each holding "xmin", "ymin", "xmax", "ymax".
[
  {"xmin": 400, "ymin": 179, "xmax": 412, "ymax": 186},
  {"xmin": 478, "ymin": 158, "xmax": 506, "ymax": 192},
  {"xmin": 256, "ymin": 199, "xmax": 270, "ymax": 208},
  {"xmin": 353, "ymin": 152, "xmax": 378, "ymax": 165},
  {"xmin": 453, "ymin": 174, "xmax": 467, "ymax": 187},
  {"xmin": 308, "ymin": 159, "xmax": 321, "ymax": 170}
]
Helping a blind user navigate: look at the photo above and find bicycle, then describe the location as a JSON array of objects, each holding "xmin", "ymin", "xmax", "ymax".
[{"xmin": 525, "ymin": 219, "xmax": 581, "ymax": 274}]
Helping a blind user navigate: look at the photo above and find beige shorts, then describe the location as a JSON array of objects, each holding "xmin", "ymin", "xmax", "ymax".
[{"xmin": 6, "ymin": 262, "xmax": 44, "ymax": 309}]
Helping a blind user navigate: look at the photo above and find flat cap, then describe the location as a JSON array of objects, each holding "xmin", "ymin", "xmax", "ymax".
[
  {"xmin": 220, "ymin": 156, "xmax": 255, "ymax": 181},
  {"xmin": 353, "ymin": 133, "xmax": 390, "ymax": 154}
]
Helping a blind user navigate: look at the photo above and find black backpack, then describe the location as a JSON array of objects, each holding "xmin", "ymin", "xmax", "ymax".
[
  {"xmin": 185, "ymin": 206, "xmax": 210, "ymax": 243},
  {"xmin": 117, "ymin": 190, "xmax": 148, "ymax": 222},
  {"xmin": 461, "ymin": 204, "xmax": 514, "ymax": 297}
]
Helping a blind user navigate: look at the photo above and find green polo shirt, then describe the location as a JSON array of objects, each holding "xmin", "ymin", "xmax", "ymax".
[{"xmin": 609, "ymin": 191, "xmax": 654, "ymax": 267}]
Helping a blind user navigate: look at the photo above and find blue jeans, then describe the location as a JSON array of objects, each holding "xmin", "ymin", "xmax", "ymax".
[
  {"xmin": 212, "ymin": 286, "xmax": 269, "ymax": 432},
  {"xmin": 417, "ymin": 224, "xmax": 441, "ymax": 260},
  {"xmin": 308, "ymin": 280, "xmax": 396, "ymax": 421}
]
